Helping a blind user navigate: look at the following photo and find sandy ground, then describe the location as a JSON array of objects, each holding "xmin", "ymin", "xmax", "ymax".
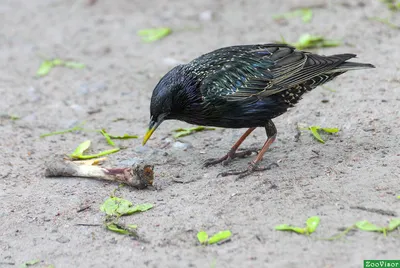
[{"xmin": 1, "ymin": 0, "xmax": 400, "ymax": 267}]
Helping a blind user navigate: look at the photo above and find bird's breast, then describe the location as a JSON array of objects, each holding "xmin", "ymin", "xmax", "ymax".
[{"xmin": 173, "ymin": 97, "xmax": 289, "ymax": 128}]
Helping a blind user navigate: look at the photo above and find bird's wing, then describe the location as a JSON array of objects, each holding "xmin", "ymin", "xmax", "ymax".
[{"xmin": 190, "ymin": 44, "xmax": 354, "ymax": 102}]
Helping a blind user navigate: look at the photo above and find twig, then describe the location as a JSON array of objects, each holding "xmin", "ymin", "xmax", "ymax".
[
  {"xmin": 0, "ymin": 262, "xmax": 15, "ymax": 266},
  {"xmin": 350, "ymin": 206, "xmax": 397, "ymax": 217},
  {"xmin": 77, "ymin": 206, "xmax": 91, "ymax": 213}
]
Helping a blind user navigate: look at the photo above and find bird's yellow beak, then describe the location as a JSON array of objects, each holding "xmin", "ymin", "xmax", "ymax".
[
  {"xmin": 142, "ymin": 120, "xmax": 161, "ymax": 145},
  {"xmin": 142, "ymin": 127, "xmax": 156, "ymax": 145}
]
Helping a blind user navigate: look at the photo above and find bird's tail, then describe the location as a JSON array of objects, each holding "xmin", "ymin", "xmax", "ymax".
[{"xmin": 327, "ymin": 54, "xmax": 375, "ymax": 73}]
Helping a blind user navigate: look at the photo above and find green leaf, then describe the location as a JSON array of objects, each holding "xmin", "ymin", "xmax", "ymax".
[
  {"xmin": 106, "ymin": 222, "xmax": 130, "ymax": 234},
  {"xmin": 36, "ymin": 60, "xmax": 54, "ymax": 77},
  {"xmin": 63, "ymin": 61, "xmax": 86, "ymax": 69},
  {"xmin": 306, "ymin": 216, "xmax": 320, "ymax": 234},
  {"xmin": 52, "ymin": 59, "xmax": 63, "ymax": 66},
  {"xmin": 9, "ymin": 114, "xmax": 20, "ymax": 120},
  {"xmin": 309, "ymin": 126, "xmax": 325, "ymax": 143},
  {"xmin": 127, "ymin": 224, "xmax": 138, "ymax": 229},
  {"xmin": 355, "ymin": 220, "xmax": 384, "ymax": 232},
  {"xmin": 275, "ymin": 224, "xmax": 305, "ymax": 234},
  {"xmin": 137, "ymin": 27, "xmax": 172, "ymax": 42},
  {"xmin": 71, "ymin": 148, "xmax": 120, "ymax": 159},
  {"xmin": 20, "ymin": 260, "xmax": 40, "ymax": 268},
  {"xmin": 100, "ymin": 129, "xmax": 116, "ymax": 147},
  {"xmin": 69, "ymin": 140, "xmax": 91, "ymax": 158},
  {"xmin": 197, "ymin": 231, "xmax": 209, "ymax": 244},
  {"xmin": 306, "ymin": 126, "xmax": 339, "ymax": 143},
  {"xmin": 100, "ymin": 197, "xmax": 153, "ymax": 216},
  {"xmin": 321, "ymin": 127, "xmax": 339, "ymax": 134},
  {"xmin": 301, "ymin": 9, "xmax": 313, "ymax": 22},
  {"xmin": 173, "ymin": 126, "xmax": 216, "ymax": 138},
  {"xmin": 126, "ymin": 203, "xmax": 154, "ymax": 215},
  {"xmin": 208, "ymin": 230, "xmax": 232, "ymax": 244},
  {"xmin": 105, "ymin": 222, "xmax": 138, "ymax": 236},
  {"xmin": 36, "ymin": 59, "xmax": 85, "ymax": 77},
  {"xmin": 40, "ymin": 124, "xmax": 85, "ymax": 138},
  {"xmin": 108, "ymin": 134, "xmax": 139, "ymax": 139},
  {"xmin": 387, "ymin": 219, "xmax": 400, "ymax": 231},
  {"xmin": 397, "ymin": 195, "xmax": 400, "ymax": 199},
  {"xmin": 292, "ymin": 34, "xmax": 341, "ymax": 50},
  {"xmin": 100, "ymin": 197, "xmax": 132, "ymax": 216}
]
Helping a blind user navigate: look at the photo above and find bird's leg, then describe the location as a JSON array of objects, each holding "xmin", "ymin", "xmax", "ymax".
[
  {"xmin": 203, "ymin": 127, "xmax": 257, "ymax": 167},
  {"xmin": 218, "ymin": 120, "xmax": 278, "ymax": 179}
]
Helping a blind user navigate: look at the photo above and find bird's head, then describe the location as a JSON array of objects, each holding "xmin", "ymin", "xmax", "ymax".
[{"xmin": 142, "ymin": 65, "xmax": 198, "ymax": 145}]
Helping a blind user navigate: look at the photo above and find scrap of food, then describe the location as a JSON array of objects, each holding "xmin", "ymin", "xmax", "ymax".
[{"xmin": 44, "ymin": 159, "xmax": 154, "ymax": 189}]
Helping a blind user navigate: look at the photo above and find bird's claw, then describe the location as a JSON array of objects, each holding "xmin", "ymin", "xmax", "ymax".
[
  {"xmin": 203, "ymin": 148, "xmax": 258, "ymax": 167},
  {"xmin": 217, "ymin": 162, "xmax": 279, "ymax": 179},
  {"xmin": 203, "ymin": 155, "xmax": 229, "ymax": 167}
]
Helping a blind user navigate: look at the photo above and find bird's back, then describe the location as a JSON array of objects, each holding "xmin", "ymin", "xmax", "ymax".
[{"xmin": 178, "ymin": 44, "xmax": 374, "ymax": 128}]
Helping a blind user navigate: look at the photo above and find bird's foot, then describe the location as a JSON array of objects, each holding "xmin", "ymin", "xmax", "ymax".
[
  {"xmin": 217, "ymin": 161, "xmax": 279, "ymax": 179},
  {"xmin": 203, "ymin": 148, "xmax": 258, "ymax": 167}
]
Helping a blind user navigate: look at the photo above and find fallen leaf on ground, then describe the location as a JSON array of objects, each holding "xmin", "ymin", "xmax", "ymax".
[
  {"xmin": 137, "ymin": 27, "xmax": 172, "ymax": 42},
  {"xmin": 197, "ymin": 231, "xmax": 209, "ymax": 244},
  {"xmin": 275, "ymin": 216, "xmax": 320, "ymax": 235},
  {"xmin": 100, "ymin": 129, "xmax": 116, "ymax": 147},
  {"xmin": 173, "ymin": 126, "xmax": 215, "ymax": 138},
  {"xmin": 208, "ymin": 230, "xmax": 232, "ymax": 244},
  {"xmin": 291, "ymin": 34, "xmax": 341, "ymax": 50},
  {"xmin": 40, "ymin": 124, "xmax": 85, "ymax": 138},
  {"xmin": 356, "ymin": 219, "xmax": 400, "ymax": 237},
  {"xmin": 197, "ymin": 230, "xmax": 232, "ymax": 245},
  {"xmin": 105, "ymin": 222, "xmax": 138, "ymax": 237},
  {"xmin": 70, "ymin": 140, "xmax": 91, "ymax": 158},
  {"xmin": 20, "ymin": 260, "xmax": 40, "ymax": 268},
  {"xmin": 108, "ymin": 134, "xmax": 139, "ymax": 139},
  {"xmin": 69, "ymin": 140, "xmax": 120, "ymax": 160},
  {"xmin": 36, "ymin": 58, "xmax": 85, "ymax": 77},
  {"xmin": 306, "ymin": 216, "xmax": 320, "ymax": 233},
  {"xmin": 356, "ymin": 220, "xmax": 383, "ymax": 232},
  {"xmin": 100, "ymin": 197, "xmax": 153, "ymax": 216},
  {"xmin": 275, "ymin": 224, "xmax": 306, "ymax": 234},
  {"xmin": 300, "ymin": 126, "xmax": 339, "ymax": 143},
  {"xmin": 324, "ymin": 218, "xmax": 400, "ymax": 240}
]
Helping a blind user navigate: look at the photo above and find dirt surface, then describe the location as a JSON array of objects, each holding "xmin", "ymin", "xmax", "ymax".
[{"xmin": 1, "ymin": 0, "xmax": 400, "ymax": 267}]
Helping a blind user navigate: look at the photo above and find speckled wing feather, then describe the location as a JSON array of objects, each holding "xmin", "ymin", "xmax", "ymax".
[
  {"xmin": 188, "ymin": 44, "xmax": 298, "ymax": 102},
  {"xmin": 187, "ymin": 44, "xmax": 372, "ymax": 103}
]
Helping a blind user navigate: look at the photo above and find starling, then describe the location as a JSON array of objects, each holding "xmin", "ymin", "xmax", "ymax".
[{"xmin": 143, "ymin": 44, "xmax": 374, "ymax": 178}]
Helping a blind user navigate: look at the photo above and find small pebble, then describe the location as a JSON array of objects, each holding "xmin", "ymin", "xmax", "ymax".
[
  {"xmin": 172, "ymin": 141, "xmax": 193, "ymax": 150},
  {"xmin": 56, "ymin": 236, "xmax": 70, "ymax": 243},
  {"xmin": 199, "ymin": 10, "xmax": 213, "ymax": 21}
]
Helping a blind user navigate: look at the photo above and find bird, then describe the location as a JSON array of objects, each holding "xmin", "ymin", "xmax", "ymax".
[{"xmin": 142, "ymin": 44, "xmax": 374, "ymax": 178}]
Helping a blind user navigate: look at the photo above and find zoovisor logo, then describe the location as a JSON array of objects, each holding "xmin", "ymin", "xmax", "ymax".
[{"xmin": 364, "ymin": 260, "xmax": 400, "ymax": 267}]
